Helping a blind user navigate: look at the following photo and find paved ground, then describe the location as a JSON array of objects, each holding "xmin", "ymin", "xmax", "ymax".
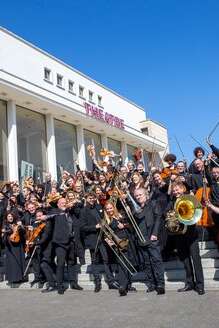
[{"xmin": 0, "ymin": 289, "xmax": 218, "ymax": 328}]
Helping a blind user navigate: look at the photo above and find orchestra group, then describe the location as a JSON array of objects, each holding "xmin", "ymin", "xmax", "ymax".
[{"xmin": 0, "ymin": 134, "xmax": 219, "ymax": 297}]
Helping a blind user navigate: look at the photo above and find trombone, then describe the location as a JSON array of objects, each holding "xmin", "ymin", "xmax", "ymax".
[
  {"xmin": 115, "ymin": 185, "xmax": 150, "ymax": 247},
  {"xmin": 94, "ymin": 211, "xmax": 137, "ymax": 276}
]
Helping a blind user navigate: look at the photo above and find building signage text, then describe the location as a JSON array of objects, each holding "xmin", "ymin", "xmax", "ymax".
[{"xmin": 84, "ymin": 102, "xmax": 125, "ymax": 130}]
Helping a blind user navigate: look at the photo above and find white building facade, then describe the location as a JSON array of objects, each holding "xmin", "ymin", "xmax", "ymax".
[{"xmin": 0, "ymin": 27, "xmax": 168, "ymax": 182}]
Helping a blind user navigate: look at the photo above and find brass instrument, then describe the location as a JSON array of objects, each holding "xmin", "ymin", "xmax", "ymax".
[
  {"xmin": 126, "ymin": 190, "xmax": 142, "ymax": 213},
  {"xmin": 93, "ymin": 211, "xmax": 137, "ymax": 275},
  {"xmin": 97, "ymin": 211, "xmax": 136, "ymax": 275},
  {"xmin": 115, "ymin": 185, "xmax": 150, "ymax": 247},
  {"xmin": 46, "ymin": 192, "xmax": 61, "ymax": 206},
  {"xmin": 101, "ymin": 212, "xmax": 129, "ymax": 251},
  {"xmin": 100, "ymin": 148, "xmax": 120, "ymax": 158},
  {"xmin": 165, "ymin": 195, "xmax": 203, "ymax": 235}
]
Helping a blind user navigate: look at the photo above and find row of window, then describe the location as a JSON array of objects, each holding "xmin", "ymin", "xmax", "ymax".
[{"xmin": 44, "ymin": 67, "xmax": 103, "ymax": 106}]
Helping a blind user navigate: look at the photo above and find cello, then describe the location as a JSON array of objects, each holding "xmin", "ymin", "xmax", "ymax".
[{"xmin": 195, "ymin": 168, "xmax": 214, "ymax": 227}]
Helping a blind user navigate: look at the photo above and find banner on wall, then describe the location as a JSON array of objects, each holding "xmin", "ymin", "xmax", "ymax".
[{"xmin": 21, "ymin": 160, "xmax": 34, "ymax": 179}]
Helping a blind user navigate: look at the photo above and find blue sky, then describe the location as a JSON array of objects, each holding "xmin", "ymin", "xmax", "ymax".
[{"xmin": 1, "ymin": 0, "xmax": 219, "ymax": 163}]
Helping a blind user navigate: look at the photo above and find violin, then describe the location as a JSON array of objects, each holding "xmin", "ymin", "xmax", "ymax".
[
  {"xmin": 9, "ymin": 224, "xmax": 20, "ymax": 243},
  {"xmin": 160, "ymin": 167, "xmax": 179, "ymax": 180},
  {"xmin": 25, "ymin": 222, "xmax": 46, "ymax": 253}
]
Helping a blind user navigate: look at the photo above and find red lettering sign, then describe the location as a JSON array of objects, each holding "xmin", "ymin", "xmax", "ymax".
[{"xmin": 84, "ymin": 102, "xmax": 125, "ymax": 130}]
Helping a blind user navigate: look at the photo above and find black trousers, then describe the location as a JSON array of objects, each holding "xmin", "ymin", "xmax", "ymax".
[
  {"xmin": 40, "ymin": 242, "xmax": 56, "ymax": 287},
  {"xmin": 90, "ymin": 244, "xmax": 115, "ymax": 285},
  {"xmin": 115, "ymin": 250, "xmax": 131, "ymax": 289},
  {"xmin": 53, "ymin": 241, "xmax": 79, "ymax": 287},
  {"xmin": 139, "ymin": 240, "xmax": 165, "ymax": 288},
  {"xmin": 177, "ymin": 234, "xmax": 204, "ymax": 289}
]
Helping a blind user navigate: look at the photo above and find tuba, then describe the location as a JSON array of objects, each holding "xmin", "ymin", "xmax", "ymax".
[{"xmin": 165, "ymin": 195, "xmax": 203, "ymax": 235}]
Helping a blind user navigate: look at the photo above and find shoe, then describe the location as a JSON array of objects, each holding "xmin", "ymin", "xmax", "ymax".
[
  {"xmin": 22, "ymin": 277, "xmax": 29, "ymax": 283},
  {"xmin": 195, "ymin": 288, "xmax": 205, "ymax": 295},
  {"xmin": 70, "ymin": 282, "xmax": 83, "ymax": 290},
  {"xmin": 38, "ymin": 281, "xmax": 45, "ymax": 289},
  {"xmin": 128, "ymin": 286, "xmax": 137, "ymax": 292},
  {"xmin": 94, "ymin": 284, "xmax": 102, "ymax": 293},
  {"xmin": 57, "ymin": 288, "xmax": 65, "ymax": 295},
  {"xmin": 119, "ymin": 287, "xmax": 127, "ymax": 296},
  {"xmin": 30, "ymin": 280, "xmax": 39, "ymax": 288},
  {"xmin": 41, "ymin": 286, "xmax": 56, "ymax": 293},
  {"xmin": 177, "ymin": 285, "xmax": 193, "ymax": 292},
  {"xmin": 108, "ymin": 282, "xmax": 120, "ymax": 290},
  {"xmin": 146, "ymin": 286, "xmax": 155, "ymax": 293},
  {"xmin": 156, "ymin": 287, "xmax": 165, "ymax": 295}
]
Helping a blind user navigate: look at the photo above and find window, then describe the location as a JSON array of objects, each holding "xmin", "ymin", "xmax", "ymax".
[
  {"xmin": 89, "ymin": 90, "xmax": 94, "ymax": 102},
  {"xmin": 79, "ymin": 86, "xmax": 85, "ymax": 98},
  {"xmin": 68, "ymin": 80, "xmax": 75, "ymax": 94},
  {"xmin": 57, "ymin": 74, "xmax": 63, "ymax": 88},
  {"xmin": 16, "ymin": 106, "xmax": 47, "ymax": 182},
  {"xmin": 98, "ymin": 95, "xmax": 102, "ymax": 107},
  {"xmin": 84, "ymin": 129, "xmax": 101, "ymax": 170},
  {"xmin": 141, "ymin": 127, "xmax": 149, "ymax": 135},
  {"xmin": 107, "ymin": 138, "xmax": 121, "ymax": 157},
  {"xmin": 44, "ymin": 68, "xmax": 51, "ymax": 82},
  {"xmin": 127, "ymin": 144, "xmax": 136, "ymax": 161},
  {"xmin": 0, "ymin": 100, "xmax": 8, "ymax": 181},
  {"xmin": 54, "ymin": 120, "xmax": 78, "ymax": 179}
]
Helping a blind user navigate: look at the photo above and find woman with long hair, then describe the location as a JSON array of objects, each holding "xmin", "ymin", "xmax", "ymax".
[{"xmin": 2, "ymin": 211, "xmax": 26, "ymax": 287}]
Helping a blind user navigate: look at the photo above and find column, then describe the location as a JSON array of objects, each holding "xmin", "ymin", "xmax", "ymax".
[
  {"xmin": 7, "ymin": 100, "xmax": 19, "ymax": 181},
  {"xmin": 121, "ymin": 141, "xmax": 128, "ymax": 163},
  {"xmin": 76, "ymin": 125, "xmax": 86, "ymax": 170},
  {"xmin": 46, "ymin": 114, "xmax": 57, "ymax": 180}
]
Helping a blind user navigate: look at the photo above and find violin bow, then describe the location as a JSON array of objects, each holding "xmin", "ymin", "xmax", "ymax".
[
  {"xmin": 208, "ymin": 121, "xmax": 219, "ymax": 140},
  {"xmin": 24, "ymin": 245, "xmax": 38, "ymax": 277},
  {"xmin": 174, "ymin": 135, "xmax": 188, "ymax": 169}
]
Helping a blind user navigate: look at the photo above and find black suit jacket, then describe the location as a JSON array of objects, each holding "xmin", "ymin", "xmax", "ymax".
[
  {"xmin": 80, "ymin": 203, "xmax": 104, "ymax": 249},
  {"xmin": 134, "ymin": 200, "xmax": 162, "ymax": 243}
]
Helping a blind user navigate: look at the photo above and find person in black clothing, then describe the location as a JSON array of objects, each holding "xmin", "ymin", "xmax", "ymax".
[
  {"xmin": 28, "ymin": 209, "xmax": 56, "ymax": 293},
  {"xmin": 51, "ymin": 197, "xmax": 84, "ymax": 295},
  {"xmin": 43, "ymin": 173, "xmax": 52, "ymax": 197},
  {"xmin": 80, "ymin": 193, "xmax": 119, "ymax": 292},
  {"xmin": 189, "ymin": 159, "xmax": 205, "ymax": 193},
  {"xmin": 150, "ymin": 171, "xmax": 171, "ymax": 258},
  {"xmin": 133, "ymin": 188, "xmax": 165, "ymax": 295},
  {"xmin": 205, "ymin": 166, "xmax": 219, "ymax": 247},
  {"xmin": 104, "ymin": 201, "xmax": 138, "ymax": 296},
  {"xmin": 2, "ymin": 211, "xmax": 25, "ymax": 287},
  {"xmin": 189, "ymin": 147, "xmax": 205, "ymax": 174},
  {"xmin": 167, "ymin": 181, "xmax": 205, "ymax": 295},
  {"xmin": 22, "ymin": 202, "xmax": 46, "ymax": 287},
  {"xmin": 136, "ymin": 161, "xmax": 149, "ymax": 183}
]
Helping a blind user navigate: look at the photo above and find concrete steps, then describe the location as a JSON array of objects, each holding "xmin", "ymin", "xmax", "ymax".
[{"xmin": 1, "ymin": 241, "xmax": 219, "ymax": 290}]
